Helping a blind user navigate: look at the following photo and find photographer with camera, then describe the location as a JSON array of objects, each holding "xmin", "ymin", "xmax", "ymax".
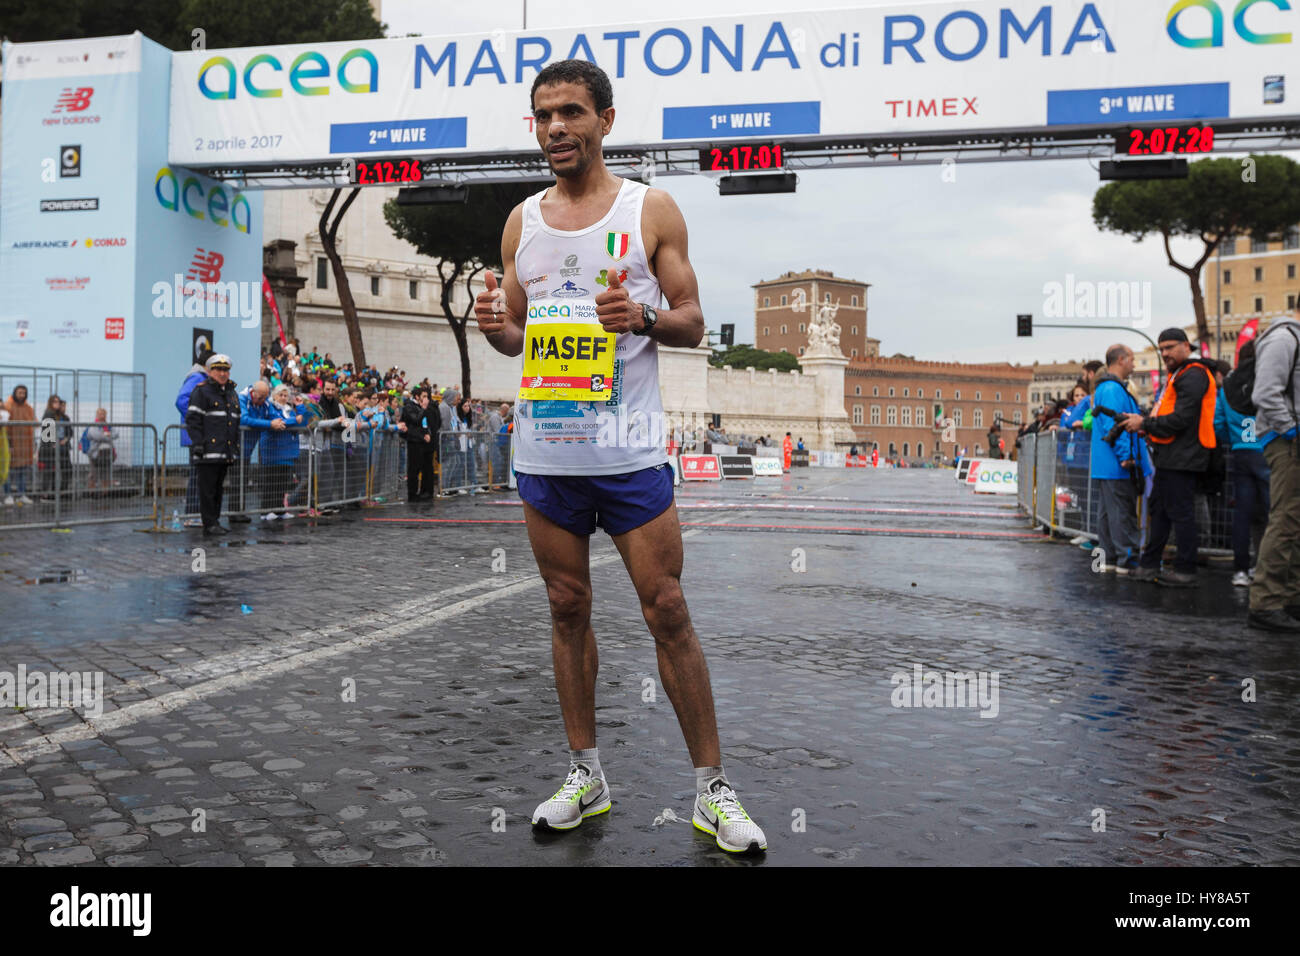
[
  {"xmin": 1090, "ymin": 344, "xmax": 1149, "ymax": 573},
  {"xmin": 1119, "ymin": 328, "xmax": 1216, "ymax": 588}
]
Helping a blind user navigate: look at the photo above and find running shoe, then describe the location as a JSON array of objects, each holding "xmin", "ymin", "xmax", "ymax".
[
  {"xmin": 531, "ymin": 763, "xmax": 610, "ymax": 831},
  {"xmin": 693, "ymin": 776, "xmax": 767, "ymax": 854},
  {"xmin": 1069, "ymin": 535, "xmax": 1088, "ymax": 546},
  {"xmin": 1231, "ymin": 571, "xmax": 1251, "ymax": 587}
]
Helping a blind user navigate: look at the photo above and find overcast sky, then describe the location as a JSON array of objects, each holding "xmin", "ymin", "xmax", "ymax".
[{"xmin": 380, "ymin": 0, "xmax": 1214, "ymax": 365}]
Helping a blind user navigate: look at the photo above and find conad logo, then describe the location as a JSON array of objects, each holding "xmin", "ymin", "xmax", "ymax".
[
  {"xmin": 155, "ymin": 168, "xmax": 251, "ymax": 233},
  {"xmin": 198, "ymin": 48, "xmax": 379, "ymax": 99},
  {"xmin": 1167, "ymin": 0, "xmax": 1292, "ymax": 47}
]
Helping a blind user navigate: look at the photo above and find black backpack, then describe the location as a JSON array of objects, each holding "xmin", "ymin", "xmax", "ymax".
[{"xmin": 1223, "ymin": 325, "xmax": 1300, "ymax": 416}]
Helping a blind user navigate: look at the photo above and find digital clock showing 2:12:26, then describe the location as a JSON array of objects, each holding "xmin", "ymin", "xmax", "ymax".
[
  {"xmin": 349, "ymin": 158, "xmax": 426, "ymax": 184},
  {"xmin": 1118, "ymin": 124, "xmax": 1216, "ymax": 156}
]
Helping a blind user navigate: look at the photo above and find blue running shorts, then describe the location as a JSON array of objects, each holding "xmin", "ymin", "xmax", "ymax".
[{"xmin": 516, "ymin": 464, "xmax": 674, "ymax": 536}]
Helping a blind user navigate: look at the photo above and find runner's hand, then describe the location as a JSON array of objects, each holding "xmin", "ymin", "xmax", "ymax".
[
  {"xmin": 475, "ymin": 272, "xmax": 509, "ymax": 334},
  {"xmin": 595, "ymin": 269, "xmax": 641, "ymax": 333}
]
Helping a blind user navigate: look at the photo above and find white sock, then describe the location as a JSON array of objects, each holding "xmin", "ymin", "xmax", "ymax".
[
  {"xmin": 571, "ymin": 747, "xmax": 601, "ymax": 778},
  {"xmin": 696, "ymin": 765, "xmax": 726, "ymax": 793}
]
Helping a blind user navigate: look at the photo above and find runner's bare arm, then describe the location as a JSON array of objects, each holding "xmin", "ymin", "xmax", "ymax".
[
  {"xmin": 642, "ymin": 189, "xmax": 704, "ymax": 348},
  {"xmin": 475, "ymin": 203, "xmax": 528, "ymax": 358}
]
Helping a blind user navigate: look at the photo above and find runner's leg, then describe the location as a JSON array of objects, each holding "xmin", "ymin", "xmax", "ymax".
[
  {"xmin": 611, "ymin": 501, "xmax": 722, "ymax": 768},
  {"xmin": 522, "ymin": 501, "xmax": 597, "ymax": 751}
]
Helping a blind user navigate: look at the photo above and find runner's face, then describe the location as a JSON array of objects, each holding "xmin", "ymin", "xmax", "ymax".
[{"xmin": 532, "ymin": 81, "xmax": 611, "ymax": 179}]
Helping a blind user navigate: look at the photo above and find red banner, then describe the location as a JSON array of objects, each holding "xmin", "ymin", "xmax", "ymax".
[
  {"xmin": 1235, "ymin": 317, "xmax": 1260, "ymax": 366},
  {"xmin": 262, "ymin": 275, "xmax": 287, "ymax": 347}
]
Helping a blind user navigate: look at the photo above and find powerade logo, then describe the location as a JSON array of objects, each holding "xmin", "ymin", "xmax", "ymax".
[
  {"xmin": 527, "ymin": 303, "xmax": 572, "ymax": 319},
  {"xmin": 198, "ymin": 49, "xmax": 378, "ymax": 99},
  {"xmin": 1167, "ymin": 0, "xmax": 1293, "ymax": 47},
  {"xmin": 155, "ymin": 168, "xmax": 251, "ymax": 234}
]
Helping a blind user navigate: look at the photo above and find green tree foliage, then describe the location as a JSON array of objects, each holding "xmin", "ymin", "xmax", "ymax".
[
  {"xmin": 707, "ymin": 344, "xmax": 800, "ymax": 372},
  {"xmin": 0, "ymin": 0, "xmax": 384, "ymax": 47},
  {"xmin": 384, "ymin": 183, "xmax": 541, "ymax": 399},
  {"xmin": 1093, "ymin": 154, "xmax": 1300, "ymax": 348}
]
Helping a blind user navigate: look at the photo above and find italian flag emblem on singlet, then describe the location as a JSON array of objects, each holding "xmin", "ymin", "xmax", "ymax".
[{"xmin": 605, "ymin": 231, "xmax": 630, "ymax": 260}]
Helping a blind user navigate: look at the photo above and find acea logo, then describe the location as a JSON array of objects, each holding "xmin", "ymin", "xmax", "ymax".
[
  {"xmin": 198, "ymin": 48, "xmax": 378, "ymax": 99},
  {"xmin": 155, "ymin": 168, "xmax": 251, "ymax": 234},
  {"xmin": 1167, "ymin": 0, "xmax": 1292, "ymax": 47},
  {"xmin": 527, "ymin": 303, "xmax": 572, "ymax": 319}
]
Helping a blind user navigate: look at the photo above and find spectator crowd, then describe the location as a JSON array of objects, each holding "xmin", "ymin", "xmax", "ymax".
[{"xmin": 1011, "ymin": 303, "xmax": 1300, "ymax": 633}]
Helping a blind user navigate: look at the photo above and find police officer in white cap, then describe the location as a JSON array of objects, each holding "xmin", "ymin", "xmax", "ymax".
[{"xmin": 185, "ymin": 354, "xmax": 241, "ymax": 535}]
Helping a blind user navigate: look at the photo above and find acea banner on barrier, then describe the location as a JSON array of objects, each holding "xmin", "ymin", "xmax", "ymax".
[
  {"xmin": 1, "ymin": 33, "xmax": 264, "ymax": 429},
  {"xmin": 965, "ymin": 457, "xmax": 1018, "ymax": 494},
  {"xmin": 168, "ymin": 0, "xmax": 1299, "ymax": 166}
]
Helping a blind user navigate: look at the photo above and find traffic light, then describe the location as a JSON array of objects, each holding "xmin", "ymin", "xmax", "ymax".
[
  {"xmin": 1016, "ymin": 314, "xmax": 1032, "ymax": 337},
  {"xmin": 720, "ymin": 323, "xmax": 735, "ymax": 346}
]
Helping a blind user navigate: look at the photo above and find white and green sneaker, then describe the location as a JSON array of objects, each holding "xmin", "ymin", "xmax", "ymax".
[
  {"xmin": 693, "ymin": 776, "xmax": 767, "ymax": 854},
  {"xmin": 531, "ymin": 763, "xmax": 611, "ymax": 831}
]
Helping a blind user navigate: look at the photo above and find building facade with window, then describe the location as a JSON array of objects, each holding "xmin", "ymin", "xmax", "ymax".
[
  {"xmin": 844, "ymin": 356, "xmax": 1033, "ymax": 461},
  {"xmin": 752, "ymin": 269, "xmax": 879, "ymax": 359}
]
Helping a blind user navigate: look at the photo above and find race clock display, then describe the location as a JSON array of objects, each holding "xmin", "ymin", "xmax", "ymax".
[
  {"xmin": 1115, "ymin": 124, "xmax": 1216, "ymax": 156},
  {"xmin": 349, "ymin": 157, "xmax": 426, "ymax": 184},
  {"xmin": 699, "ymin": 143, "xmax": 785, "ymax": 172}
]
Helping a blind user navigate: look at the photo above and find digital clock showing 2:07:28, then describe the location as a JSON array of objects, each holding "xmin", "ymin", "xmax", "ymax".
[
  {"xmin": 1116, "ymin": 124, "xmax": 1216, "ymax": 156},
  {"xmin": 699, "ymin": 143, "xmax": 785, "ymax": 172},
  {"xmin": 349, "ymin": 158, "xmax": 426, "ymax": 184}
]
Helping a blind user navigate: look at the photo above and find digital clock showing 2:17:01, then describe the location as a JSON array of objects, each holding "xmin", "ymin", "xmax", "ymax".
[
  {"xmin": 699, "ymin": 143, "xmax": 785, "ymax": 172},
  {"xmin": 349, "ymin": 157, "xmax": 426, "ymax": 184},
  {"xmin": 1116, "ymin": 124, "xmax": 1216, "ymax": 156}
]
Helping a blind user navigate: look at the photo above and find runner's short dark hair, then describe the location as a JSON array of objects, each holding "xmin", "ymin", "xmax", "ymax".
[{"xmin": 531, "ymin": 59, "xmax": 613, "ymax": 113}]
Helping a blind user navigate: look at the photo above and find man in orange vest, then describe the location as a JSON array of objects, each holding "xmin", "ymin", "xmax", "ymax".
[{"xmin": 1120, "ymin": 327, "xmax": 1216, "ymax": 587}]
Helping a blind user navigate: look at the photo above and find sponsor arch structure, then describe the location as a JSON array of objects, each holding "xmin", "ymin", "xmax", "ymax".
[{"xmin": 4, "ymin": 2, "xmax": 1300, "ymax": 427}]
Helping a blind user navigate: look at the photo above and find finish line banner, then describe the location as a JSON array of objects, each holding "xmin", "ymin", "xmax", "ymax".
[{"xmin": 165, "ymin": 1, "xmax": 1298, "ymax": 167}]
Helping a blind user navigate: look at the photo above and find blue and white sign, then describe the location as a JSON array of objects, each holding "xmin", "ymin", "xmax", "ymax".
[{"xmin": 155, "ymin": 1, "xmax": 1299, "ymax": 166}]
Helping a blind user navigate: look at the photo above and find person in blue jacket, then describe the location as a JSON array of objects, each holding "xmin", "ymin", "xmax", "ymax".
[
  {"xmin": 1215, "ymin": 340, "xmax": 1270, "ymax": 586},
  {"xmin": 242, "ymin": 381, "xmax": 295, "ymax": 515},
  {"xmin": 175, "ymin": 349, "xmax": 213, "ymax": 523},
  {"xmin": 1089, "ymin": 345, "xmax": 1151, "ymax": 572}
]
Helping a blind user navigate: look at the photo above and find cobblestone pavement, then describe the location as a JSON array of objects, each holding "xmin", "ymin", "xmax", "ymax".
[{"xmin": 1, "ymin": 468, "xmax": 1297, "ymax": 866}]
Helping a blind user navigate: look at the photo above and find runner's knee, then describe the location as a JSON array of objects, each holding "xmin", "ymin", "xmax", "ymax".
[
  {"xmin": 545, "ymin": 579, "xmax": 591, "ymax": 623},
  {"xmin": 642, "ymin": 582, "xmax": 689, "ymax": 634}
]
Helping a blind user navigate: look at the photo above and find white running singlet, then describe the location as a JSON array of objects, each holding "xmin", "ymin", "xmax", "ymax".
[{"xmin": 512, "ymin": 177, "xmax": 669, "ymax": 476}]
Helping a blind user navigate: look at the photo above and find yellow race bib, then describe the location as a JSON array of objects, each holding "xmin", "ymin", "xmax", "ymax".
[{"xmin": 519, "ymin": 299, "xmax": 616, "ymax": 402}]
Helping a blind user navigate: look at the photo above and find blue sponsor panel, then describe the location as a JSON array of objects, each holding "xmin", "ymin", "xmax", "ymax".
[
  {"xmin": 329, "ymin": 117, "xmax": 467, "ymax": 153},
  {"xmin": 662, "ymin": 100, "xmax": 819, "ymax": 139},
  {"xmin": 530, "ymin": 401, "xmax": 590, "ymax": 419},
  {"xmin": 1047, "ymin": 83, "xmax": 1230, "ymax": 125}
]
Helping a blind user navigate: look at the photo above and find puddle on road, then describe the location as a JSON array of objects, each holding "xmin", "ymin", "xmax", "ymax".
[{"xmin": 2, "ymin": 567, "xmax": 90, "ymax": 586}]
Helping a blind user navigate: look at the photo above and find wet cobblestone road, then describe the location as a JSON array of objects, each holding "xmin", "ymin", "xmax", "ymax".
[{"xmin": 1, "ymin": 468, "xmax": 1297, "ymax": 866}]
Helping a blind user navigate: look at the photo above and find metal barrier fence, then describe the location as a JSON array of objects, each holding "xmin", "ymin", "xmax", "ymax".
[
  {"xmin": 437, "ymin": 430, "xmax": 510, "ymax": 494},
  {"xmin": 1, "ymin": 420, "xmax": 158, "ymax": 529},
  {"xmin": 0, "ymin": 366, "xmax": 146, "ymax": 428},
  {"xmin": 159, "ymin": 422, "xmax": 405, "ymax": 522},
  {"xmin": 1015, "ymin": 431, "xmax": 1241, "ymax": 558}
]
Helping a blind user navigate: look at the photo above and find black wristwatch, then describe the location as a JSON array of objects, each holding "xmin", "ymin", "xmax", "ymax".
[{"xmin": 634, "ymin": 303, "xmax": 658, "ymax": 336}]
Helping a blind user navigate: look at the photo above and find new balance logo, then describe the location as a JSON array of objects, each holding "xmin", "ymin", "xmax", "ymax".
[
  {"xmin": 53, "ymin": 87, "xmax": 94, "ymax": 113},
  {"xmin": 186, "ymin": 248, "xmax": 224, "ymax": 283}
]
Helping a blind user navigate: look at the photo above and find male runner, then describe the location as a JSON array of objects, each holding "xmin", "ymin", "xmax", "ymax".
[{"xmin": 473, "ymin": 59, "xmax": 766, "ymax": 854}]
